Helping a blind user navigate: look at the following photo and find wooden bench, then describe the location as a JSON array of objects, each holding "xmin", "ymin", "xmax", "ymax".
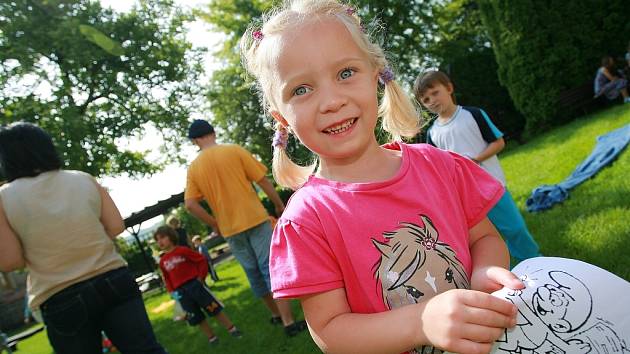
[{"xmin": 557, "ymin": 81, "xmax": 606, "ymax": 115}]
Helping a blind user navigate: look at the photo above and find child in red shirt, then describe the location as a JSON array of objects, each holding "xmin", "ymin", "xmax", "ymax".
[{"xmin": 154, "ymin": 226, "xmax": 242, "ymax": 345}]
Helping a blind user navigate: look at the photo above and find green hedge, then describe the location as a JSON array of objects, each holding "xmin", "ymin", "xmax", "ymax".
[{"xmin": 478, "ymin": 0, "xmax": 630, "ymax": 136}]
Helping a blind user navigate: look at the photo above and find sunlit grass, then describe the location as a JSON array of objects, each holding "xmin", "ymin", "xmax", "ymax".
[{"xmin": 502, "ymin": 104, "xmax": 630, "ymax": 280}]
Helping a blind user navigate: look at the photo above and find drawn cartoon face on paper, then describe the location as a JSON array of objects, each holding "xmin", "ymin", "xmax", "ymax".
[
  {"xmin": 532, "ymin": 271, "xmax": 592, "ymax": 334},
  {"xmin": 372, "ymin": 214, "xmax": 469, "ymax": 310}
]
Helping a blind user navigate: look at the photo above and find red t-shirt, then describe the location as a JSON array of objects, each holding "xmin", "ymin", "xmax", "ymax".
[{"xmin": 159, "ymin": 246, "xmax": 208, "ymax": 292}]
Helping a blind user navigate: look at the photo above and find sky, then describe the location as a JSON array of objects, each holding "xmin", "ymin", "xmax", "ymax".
[{"xmin": 98, "ymin": 0, "xmax": 223, "ymax": 223}]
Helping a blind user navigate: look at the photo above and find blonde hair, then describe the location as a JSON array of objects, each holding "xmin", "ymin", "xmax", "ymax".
[{"xmin": 241, "ymin": 0, "xmax": 419, "ymax": 189}]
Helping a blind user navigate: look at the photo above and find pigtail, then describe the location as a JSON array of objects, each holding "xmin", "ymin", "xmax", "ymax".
[
  {"xmin": 271, "ymin": 123, "xmax": 317, "ymax": 190},
  {"xmin": 379, "ymin": 78, "xmax": 420, "ymax": 141}
]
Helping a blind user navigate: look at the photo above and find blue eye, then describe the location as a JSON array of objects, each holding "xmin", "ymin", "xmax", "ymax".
[
  {"xmin": 294, "ymin": 86, "xmax": 309, "ymax": 96},
  {"xmin": 339, "ymin": 68, "xmax": 354, "ymax": 80}
]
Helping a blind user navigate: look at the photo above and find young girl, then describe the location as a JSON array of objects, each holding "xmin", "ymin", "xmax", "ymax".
[
  {"xmin": 154, "ymin": 226, "xmax": 242, "ymax": 345},
  {"xmin": 240, "ymin": 1, "xmax": 522, "ymax": 353}
]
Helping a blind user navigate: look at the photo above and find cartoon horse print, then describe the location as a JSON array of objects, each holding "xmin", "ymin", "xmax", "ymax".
[
  {"xmin": 372, "ymin": 215, "xmax": 469, "ymax": 354},
  {"xmin": 372, "ymin": 214, "xmax": 469, "ymax": 309}
]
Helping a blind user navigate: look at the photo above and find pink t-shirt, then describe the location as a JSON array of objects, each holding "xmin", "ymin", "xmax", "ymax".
[{"xmin": 270, "ymin": 143, "xmax": 503, "ymax": 316}]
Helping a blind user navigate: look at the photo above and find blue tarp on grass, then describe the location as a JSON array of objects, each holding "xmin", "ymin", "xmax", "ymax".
[{"xmin": 526, "ymin": 124, "xmax": 630, "ymax": 212}]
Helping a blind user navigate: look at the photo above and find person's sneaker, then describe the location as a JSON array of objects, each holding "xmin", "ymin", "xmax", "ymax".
[
  {"xmin": 269, "ymin": 316, "xmax": 282, "ymax": 325},
  {"xmin": 208, "ymin": 336, "xmax": 219, "ymax": 345},
  {"xmin": 284, "ymin": 320, "xmax": 307, "ymax": 337},
  {"xmin": 229, "ymin": 326, "xmax": 243, "ymax": 338}
]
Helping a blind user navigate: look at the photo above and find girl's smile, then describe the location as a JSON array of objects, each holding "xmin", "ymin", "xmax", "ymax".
[{"xmin": 322, "ymin": 117, "xmax": 357, "ymax": 136}]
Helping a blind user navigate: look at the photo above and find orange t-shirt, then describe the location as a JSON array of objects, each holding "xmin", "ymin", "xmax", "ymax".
[{"xmin": 185, "ymin": 144, "xmax": 269, "ymax": 237}]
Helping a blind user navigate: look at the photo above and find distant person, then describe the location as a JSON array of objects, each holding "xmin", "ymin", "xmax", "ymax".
[
  {"xmin": 154, "ymin": 226, "xmax": 241, "ymax": 345},
  {"xmin": 624, "ymin": 41, "xmax": 630, "ymax": 77},
  {"xmin": 192, "ymin": 235, "xmax": 220, "ymax": 282},
  {"xmin": 167, "ymin": 216, "xmax": 191, "ymax": 248},
  {"xmin": 0, "ymin": 122, "xmax": 165, "ymax": 354},
  {"xmin": 594, "ymin": 55, "xmax": 630, "ymax": 103},
  {"xmin": 414, "ymin": 70, "xmax": 542, "ymax": 263},
  {"xmin": 184, "ymin": 119, "xmax": 306, "ymax": 336}
]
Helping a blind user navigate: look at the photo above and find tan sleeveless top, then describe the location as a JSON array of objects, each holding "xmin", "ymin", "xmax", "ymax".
[{"xmin": 0, "ymin": 170, "xmax": 126, "ymax": 308}]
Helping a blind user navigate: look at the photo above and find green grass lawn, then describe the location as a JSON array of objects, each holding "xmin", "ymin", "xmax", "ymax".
[
  {"xmin": 15, "ymin": 104, "xmax": 630, "ymax": 353},
  {"xmin": 502, "ymin": 104, "xmax": 630, "ymax": 281}
]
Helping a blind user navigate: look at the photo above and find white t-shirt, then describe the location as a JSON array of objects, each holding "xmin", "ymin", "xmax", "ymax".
[{"xmin": 427, "ymin": 105, "xmax": 507, "ymax": 185}]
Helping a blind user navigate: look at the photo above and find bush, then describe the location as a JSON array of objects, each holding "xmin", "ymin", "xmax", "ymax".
[{"xmin": 478, "ymin": 0, "xmax": 630, "ymax": 136}]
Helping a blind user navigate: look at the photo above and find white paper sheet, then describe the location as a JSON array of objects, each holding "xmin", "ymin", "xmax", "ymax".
[{"xmin": 489, "ymin": 257, "xmax": 630, "ymax": 354}]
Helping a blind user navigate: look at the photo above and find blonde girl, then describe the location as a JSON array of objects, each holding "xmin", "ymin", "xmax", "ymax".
[{"xmin": 241, "ymin": 1, "xmax": 522, "ymax": 353}]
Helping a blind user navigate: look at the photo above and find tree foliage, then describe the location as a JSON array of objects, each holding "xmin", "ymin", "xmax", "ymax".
[
  {"xmin": 0, "ymin": 0, "xmax": 206, "ymax": 177},
  {"xmin": 428, "ymin": 0, "xmax": 525, "ymax": 139},
  {"xmin": 199, "ymin": 0, "xmax": 524, "ymax": 166},
  {"xmin": 478, "ymin": 0, "xmax": 630, "ymax": 135}
]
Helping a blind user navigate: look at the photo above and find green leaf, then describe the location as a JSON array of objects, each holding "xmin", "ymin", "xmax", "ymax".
[{"xmin": 79, "ymin": 24, "xmax": 125, "ymax": 56}]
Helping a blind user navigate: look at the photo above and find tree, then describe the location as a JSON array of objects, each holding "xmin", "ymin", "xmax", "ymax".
[
  {"xmin": 428, "ymin": 0, "xmax": 525, "ymax": 139},
  {"xmin": 0, "ymin": 0, "xmax": 206, "ymax": 177},
  {"xmin": 478, "ymin": 0, "xmax": 630, "ymax": 135},
  {"xmin": 198, "ymin": 0, "xmax": 525, "ymax": 165}
]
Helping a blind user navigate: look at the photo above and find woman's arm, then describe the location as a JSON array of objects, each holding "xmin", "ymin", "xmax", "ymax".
[
  {"xmin": 468, "ymin": 217, "xmax": 523, "ymax": 293},
  {"xmin": 97, "ymin": 183, "xmax": 125, "ymax": 239},
  {"xmin": 301, "ymin": 286, "xmax": 517, "ymax": 354},
  {"xmin": 0, "ymin": 198, "xmax": 26, "ymax": 271}
]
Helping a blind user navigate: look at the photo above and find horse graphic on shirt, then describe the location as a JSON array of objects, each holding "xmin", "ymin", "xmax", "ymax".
[{"xmin": 372, "ymin": 214, "xmax": 469, "ymax": 354}]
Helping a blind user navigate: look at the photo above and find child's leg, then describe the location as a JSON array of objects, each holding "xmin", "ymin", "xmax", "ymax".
[
  {"xmin": 487, "ymin": 189, "xmax": 541, "ymax": 261},
  {"xmin": 198, "ymin": 319, "xmax": 217, "ymax": 339},
  {"xmin": 214, "ymin": 312, "xmax": 242, "ymax": 337},
  {"xmin": 177, "ymin": 282, "xmax": 217, "ymax": 341},
  {"xmin": 215, "ymin": 312, "xmax": 234, "ymax": 329}
]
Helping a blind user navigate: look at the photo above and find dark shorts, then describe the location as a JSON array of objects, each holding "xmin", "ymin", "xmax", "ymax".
[{"xmin": 177, "ymin": 279, "xmax": 224, "ymax": 326}]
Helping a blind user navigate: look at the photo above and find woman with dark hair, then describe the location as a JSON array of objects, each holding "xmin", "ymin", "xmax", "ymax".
[{"xmin": 0, "ymin": 122, "xmax": 166, "ymax": 354}]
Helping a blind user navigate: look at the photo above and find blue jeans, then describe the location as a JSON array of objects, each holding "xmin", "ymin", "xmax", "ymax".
[
  {"xmin": 41, "ymin": 267, "xmax": 166, "ymax": 354},
  {"xmin": 487, "ymin": 189, "xmax": 541, "ymax": 261},
  {"xmin": 225, "ymin": 221, "xmax": 272, "ymax": 297}
]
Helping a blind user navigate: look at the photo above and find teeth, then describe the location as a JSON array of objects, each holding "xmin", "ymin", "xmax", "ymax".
[{"xmin": 325, "ymin": 119, "xmax": 355, "ymax": 134}]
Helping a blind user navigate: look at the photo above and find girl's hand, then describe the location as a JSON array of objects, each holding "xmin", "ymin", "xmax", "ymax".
[
  {"xmin": 471, "ymin": 265, "xmax": 524, "ymax": 293},
  {"xmin": 419, "ymin": 289, "xmax": 517, "ymax": 354}
]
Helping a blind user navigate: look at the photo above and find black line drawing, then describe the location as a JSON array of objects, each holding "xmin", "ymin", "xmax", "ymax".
[{"xmin": 493, "ymin": 264, "xmax": 629, "ymax": 354}]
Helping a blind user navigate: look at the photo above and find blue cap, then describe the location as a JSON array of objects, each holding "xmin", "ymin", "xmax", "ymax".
[{"xmin": 187, "ymin": 119, "xmax": 214, "ymax": 139}]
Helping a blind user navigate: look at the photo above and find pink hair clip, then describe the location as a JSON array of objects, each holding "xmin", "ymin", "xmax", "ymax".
[
  {"xmin": 252, "ymin": 30, "xmax": 264, "ymax": 41},
  {"xmin": 345, "ymin": 6, "xmax": 356, "ymax": 16}
]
